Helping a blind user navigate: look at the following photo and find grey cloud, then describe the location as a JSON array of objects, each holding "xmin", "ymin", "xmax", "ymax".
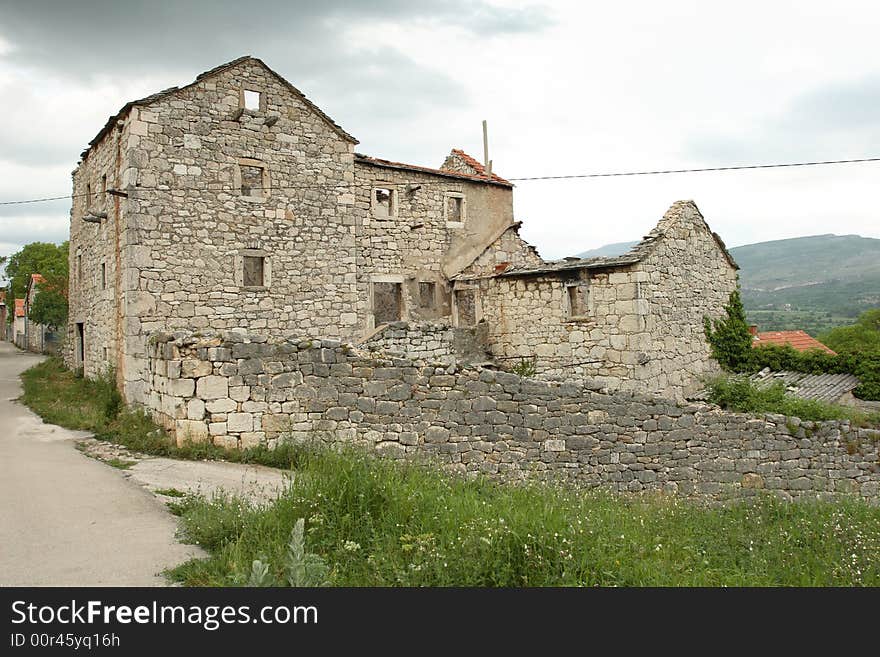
[
  {"xmin": 0, "ymin": 1, "xmax": 551, "ymax": 167},
  {"xmin": 0, "ymin": 214, "xmax": 69, "ymax": 243},
  {"xmin": 686, "ymin": 75, "xmax": 880, "ymax": 163},
  {"xmin": 0, "ymin": 1, "xmax": 551, "ymax": 79}
]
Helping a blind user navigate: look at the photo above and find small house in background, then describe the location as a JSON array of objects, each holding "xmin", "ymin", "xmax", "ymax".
[
  {"xmin": 13, "ymin": 298, "xmax": 26, "ymax": 348},
  {"xmin": 749, "ymin": 326, "xmax": 836, "ymax": 354},
  {"xmin": 25, "ymin": 273, "xmax": 54, "ymax": 353}
]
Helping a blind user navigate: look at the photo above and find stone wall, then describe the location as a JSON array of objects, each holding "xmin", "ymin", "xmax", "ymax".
[
  {"xmin": 65, "ymin": 107, "xmax": 128, "ymax": 381},
  {"xmin": 470, "ymin": 202, "xmax": 737, "ymax": 399},
  {"xmin": 359, "ymin": 320, "xmax": 491, "ymax": 365},
  {"xmin": 145, "ymin": 331, "xmax": 880, "ymax": 502},
  {"xmin": 353, "ymin": 157, "xmax": 515, "ymax": 330}
]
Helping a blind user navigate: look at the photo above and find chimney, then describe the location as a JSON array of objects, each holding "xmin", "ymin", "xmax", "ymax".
[{"xmin": 748, "ymin": 325, "xmax": 758, "ymax": 336}]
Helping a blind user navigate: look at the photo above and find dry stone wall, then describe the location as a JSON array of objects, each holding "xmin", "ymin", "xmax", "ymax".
[
  {"xmin": 359, "ymin": 320, "xmax": 491, "ymax": 365},
  {"xmin": 146, "ymin": 331, "xmax": 880, "ymax": 503}
]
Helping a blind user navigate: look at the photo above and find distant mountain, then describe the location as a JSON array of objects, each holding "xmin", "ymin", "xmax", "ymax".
[
  {"xmin": 575, "ymin": 233, "xmax": 880, "ymax": 334},
  {"xmin": 575, "ymin": 241, "xmax": 639, "ymax": 258},
  {"xmin": 730, "ymin": 234, "xmax": 880, "ymax": 334}
]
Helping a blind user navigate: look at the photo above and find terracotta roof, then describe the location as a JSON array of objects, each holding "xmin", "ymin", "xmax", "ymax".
[
  {"xmin": 443, "ymin": 149, "xmax": 512, "ymax": 184},
  {"xmin": 752, "ymin": 330, "xmax": 836, "ymax": 354},
  {"xmin": 82, "ymin": 56, "xmax": 357, "ymax": 159},
  {"xmin": 30, "ymin": 273, "xmax": 45, "ymax": 284},
  {"xmin": 354, "ymin": 154, "xmax": 513, "ymax": 187},
  {"xmin": 14, "ymin": 298, "xmax": 25, "ymax": 318}
]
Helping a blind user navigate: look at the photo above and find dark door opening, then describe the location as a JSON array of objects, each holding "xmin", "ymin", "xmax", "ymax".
[
  {"xmin": 373, "ymin": 282, "xmax": 402, "ymax": 325},
  {"xmin": 75, "ymin": 322, "xmax": 84, "ymax": 369},
  {"xmin": 455, "ymin": 289, "xmax": 476, "ymax": 326}
]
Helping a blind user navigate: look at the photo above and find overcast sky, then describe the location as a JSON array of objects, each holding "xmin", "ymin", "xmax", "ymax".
[{"xmin": 2, "ymin": 0, "xmax": 880, "ymax": 278}]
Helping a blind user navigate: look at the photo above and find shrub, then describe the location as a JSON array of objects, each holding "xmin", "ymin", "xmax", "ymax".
[
  {"xmin": 705, "ymin": 375, "xmax": 874, "ymax": 423},
  {"xmin": 703, "ymin": 289, "xmax": 753, "ymax": 370}
]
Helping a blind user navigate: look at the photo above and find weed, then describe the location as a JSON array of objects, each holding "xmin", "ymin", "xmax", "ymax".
[
  {"xmin": 166, "ymin": 446, "xmax": 880, "ymax": 587},
  {"xmin": 510, "ymin": 357, "xmax": 538, "ymax": 378}
]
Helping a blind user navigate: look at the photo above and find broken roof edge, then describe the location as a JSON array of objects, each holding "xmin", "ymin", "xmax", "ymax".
[
  {"xmin": 355, "ymin": 154, "xmax": 514, "ymax": 187},
  {"xmin": 497, "ymin": 199, "xmax": 739, "ymax": 279},
  {"xmin": 448, "ymin": 221, "xmax": 539, "ymax": 281},
  {"xmin": 659, "ymin": 200, "xmax": 739, "ymax": 271},
  {"xmin": 80, "ymin": 55, "xmax": 358, "ymax": 161},
  {"xmin": 441, "ymin": 149, "xmax": 512, "ymax": 184}
]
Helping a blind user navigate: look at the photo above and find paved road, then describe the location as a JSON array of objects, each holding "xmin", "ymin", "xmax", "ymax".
[{"xmin": 0, "ymin": 342, "xmax": 202, "ymax": 586}]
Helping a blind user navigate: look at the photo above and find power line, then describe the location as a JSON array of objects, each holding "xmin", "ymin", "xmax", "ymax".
[
  {"xmin": 3, "ymin": 155, "xmax": 880, "ymax": 206},
  {"xmin": 506, "ymin": 157, "xmax": 880, "ymax": 181}
]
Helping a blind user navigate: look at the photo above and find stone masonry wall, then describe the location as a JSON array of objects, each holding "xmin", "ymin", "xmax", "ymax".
[
  {"xmin": 353, "ymin": 159, "xmax": 514, "ymax": 331},
  {"xmin": 117, "ymin": 59, "xmax": 361, "ymax": 404},
  {"xmin": 145, "ymin": 331, "xmax": 880, "ymax": 503},
  {"xmin": 360, "ymin": 321, "xmax": 458, "ymax": 363},
  {"xmin": 65, "ymin": 111, "xmax": 129, "ymax": 380},
  {"xmin": 359, "ymin": 320, "xmax": 491, "ymax": 365},
  {"xmin": 473, "ymin": 202, "xmax": 737, "ymax": 399}
]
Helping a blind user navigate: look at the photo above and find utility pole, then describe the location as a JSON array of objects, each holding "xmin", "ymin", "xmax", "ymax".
[{"xmin": 482, "ymin": 120, "xmax": 492, "ymax": 177}]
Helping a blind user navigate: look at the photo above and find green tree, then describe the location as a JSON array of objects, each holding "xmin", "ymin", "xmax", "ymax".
[
  {"xmin": 29, "ymin": 283, "xmax": 68, "ymax": 331},
  {"xmin": 2, "ymin": 242, "xmax": 69, "ymax": 323},
  {"xmin": 819, "ymin": 308, "xmax": 880, "ymax": 353},
  {"xmin": 704, "ymin": 289, "xmax": 753, "ymax": 371}
]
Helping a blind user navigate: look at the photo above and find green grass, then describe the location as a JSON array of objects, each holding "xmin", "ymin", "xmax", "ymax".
[
  {"xmin": 19, "ymin": 357, "xmax": 308, "ymax": 470},
  {"xmin": 706, "ymin": 375, "xmax": 880, "ymax": 426},
  {"xmin": 154, "ymin": 487, "xmax": 187, "ymax": 498},
  {"xmin": 166, "ymin": 446, "xmax": 880, "ymax": 586},
  {"xmin": 104, "ymin": 457, "xmax": 137, "ymax": 470}
]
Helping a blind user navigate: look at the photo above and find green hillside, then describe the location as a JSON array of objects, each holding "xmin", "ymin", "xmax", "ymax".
[{"xmin": 728, "ymin": 234, "xmax": 880, "ymax": 335}]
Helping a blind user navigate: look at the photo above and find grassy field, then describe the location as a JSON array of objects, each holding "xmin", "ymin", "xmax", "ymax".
[
  {"xmin": 19, "ymin": 357, "xmax": 880, "ymax": 587},
  {"xmin": 167, "ymin": 447, "xmax": 880, "ymax": 587},
  {"xmin": 744, "ymin": 309, "xmax": 858, "ymax": 336}
]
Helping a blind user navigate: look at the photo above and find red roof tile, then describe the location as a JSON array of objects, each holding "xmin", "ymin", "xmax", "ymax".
[
  {"xmin": 445, "ymin": 149, "xmax": 511, "ymax": 184},
  {"xmin": 14, "ymin": 298, "xmax": 25, "ymax": 318},
  {"xmin": 31, "ymin": 273, "xmax": 45, "ymax": 284},
  {"xmin": 753, "ymin": 330, "xmax": 836, "ymax": 355}
]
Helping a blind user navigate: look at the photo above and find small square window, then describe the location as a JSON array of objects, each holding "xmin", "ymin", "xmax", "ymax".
[
  {"xmin": 243, "ymin": 89, "xmax": 261, "ymax": 110},
  {"xmin": 100, "ymin": 262, "xmax": 106, "ymax": 289},
  {"xmin": 447, "ymin": 196, "xmax": 463, "ymax": 222},
  {"xmin": 241, "ymin": 165, "xmax": 264, "ymax": 197},
  {"xmin": 567, "ymin": 284, "xmax": 589, "ymax": 318},
  {"xmin": 419, "ymin": 281, "xmax": 436, "ymax": 308},
  {"xmin": 243, "ymin": 255, "xmax": 265, "ymax": 287},
  {"xmin": 372, "ymin": 188, "xmax": 395, "ymax": 218}
]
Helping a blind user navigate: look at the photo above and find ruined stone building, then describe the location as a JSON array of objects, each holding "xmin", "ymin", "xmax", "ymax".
[{"xmin": 66, "ymin": 56, "xmax": 737, "ymax": 405}]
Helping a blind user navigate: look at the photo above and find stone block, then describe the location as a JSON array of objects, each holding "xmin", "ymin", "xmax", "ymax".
[
  {"xmin": 197, "ymin": 375, "xmax": 229, "ymax": 400},
  {"xmin": 175, "ymin": 419, "xmax": 209, "ymax": 444},
  {"xmin": 227, "ymin": 412, "xmax": 254, "ymax": 433}
]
